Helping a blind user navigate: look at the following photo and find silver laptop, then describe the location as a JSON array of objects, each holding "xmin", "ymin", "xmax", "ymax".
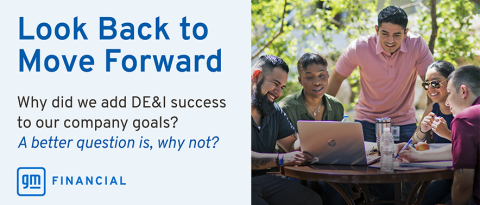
[{"xmin": 298, "ymin": 121, "xmax": 379, "ymax": 165}]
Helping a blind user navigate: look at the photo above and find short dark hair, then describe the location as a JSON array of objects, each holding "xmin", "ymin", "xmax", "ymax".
[
  {"xmin": 252, "ymin": 55, "xmax": 289, "ymax": 75},
  {"xmin": 297, "ymin": 53, "xmax": 328, "ymax": 75},
  {"xmin": 378, "ymin": 6, "xmax": 408, "ymax": 30},
  {"xmin": 427, "ymin": 60, "xmax": 455, "ymax": 79},
  {"xmin": 448, "ymin": 65, "xmax": 480, "ymax": 96}
]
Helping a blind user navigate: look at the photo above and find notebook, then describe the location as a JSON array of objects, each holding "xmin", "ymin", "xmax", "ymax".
[{"xmin": 400, "ymin": 161, "xmax": 453, "ymax": 169}]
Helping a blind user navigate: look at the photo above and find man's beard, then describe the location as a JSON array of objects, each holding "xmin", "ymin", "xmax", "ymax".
[{"xmin": 251, "ymin": 78, "xmax": 276, "ymax": 117}]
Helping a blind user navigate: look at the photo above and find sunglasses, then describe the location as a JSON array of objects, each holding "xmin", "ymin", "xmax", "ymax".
[{"xmin": 422, "ymin": 79, "xmax": 447, "ymax": 90}]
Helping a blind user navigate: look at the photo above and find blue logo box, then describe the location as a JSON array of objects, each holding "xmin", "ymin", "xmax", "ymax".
[{"xmin": 17, "ymin": 167, "xmax": 46, "ymax": 196}]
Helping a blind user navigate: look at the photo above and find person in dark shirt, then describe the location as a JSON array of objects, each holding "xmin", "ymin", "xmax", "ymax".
[{"xmin": 251, "ymin": 55, "xmax": 322, "ymax": 205}]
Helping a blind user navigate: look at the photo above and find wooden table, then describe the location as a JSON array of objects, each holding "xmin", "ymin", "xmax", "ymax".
[{"xmin": 282, "ymin": 164, "xmax": 453, "ymax": 205}]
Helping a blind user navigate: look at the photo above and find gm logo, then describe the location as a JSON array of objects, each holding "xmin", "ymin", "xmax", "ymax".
[
  {"xmin": 327, "ymin": 139, "xmax": 336, "ymax": 147},
  {"xmin": 17, "ymin": 167, "xmax": 46, "ymax": 196}
]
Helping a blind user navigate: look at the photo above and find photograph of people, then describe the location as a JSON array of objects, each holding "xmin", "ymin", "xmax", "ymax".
[{"xmin": 251, "ymin": 1, "xmax": 479, "ymax": 205}]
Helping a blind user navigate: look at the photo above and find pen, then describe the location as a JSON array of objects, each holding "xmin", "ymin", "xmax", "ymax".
[{"xmin": 394, "ymin": 139, "xmax": 413, "ymax": 159}]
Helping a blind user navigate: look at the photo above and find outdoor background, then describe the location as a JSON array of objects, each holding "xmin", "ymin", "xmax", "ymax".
[{"xmin": 251, "ymin": 0, "xmax": 480, "ymax": 122}]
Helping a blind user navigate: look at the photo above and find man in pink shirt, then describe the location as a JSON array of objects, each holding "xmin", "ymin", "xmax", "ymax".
[{"xmin": 326, "ymin": 6, "xmax": 434, "ymax": 142}]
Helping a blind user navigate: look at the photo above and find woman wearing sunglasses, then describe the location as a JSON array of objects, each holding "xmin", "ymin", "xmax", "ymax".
[
  {"xmin": 408, "ymin": 60, "xmax": 455, "ymax": 205},
  {"xmin": 412, "ymin": 60, "xmax": 455, "ymax": 144}
]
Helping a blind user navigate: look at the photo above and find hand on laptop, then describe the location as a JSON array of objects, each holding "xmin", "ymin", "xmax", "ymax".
[
  {"xmin": 283, "ymin": 151, "xmax": 306, "ymax": 166},
  {"xmin": 395, "ymin": 142, "xmax": 420, "ymax": 162}
]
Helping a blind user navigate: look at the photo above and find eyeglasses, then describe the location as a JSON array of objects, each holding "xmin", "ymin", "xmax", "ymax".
[{"xmin": 422, "ymin": 79, "xmax": 447, "ymax": 90}]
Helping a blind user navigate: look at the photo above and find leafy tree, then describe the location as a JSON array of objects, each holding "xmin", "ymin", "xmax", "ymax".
[
  {"xmin": 251, "ymin": 0, "xmax": 480, "ymax": 107},
  {"xmin": 415, "ymin": 0, "xmax": 479, "ymax": 65}
]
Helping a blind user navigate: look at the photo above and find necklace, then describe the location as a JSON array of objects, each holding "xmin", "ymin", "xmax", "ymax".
[{"xmin": 304, "ymin": 99, "xmax": 321, "ymax": 116}]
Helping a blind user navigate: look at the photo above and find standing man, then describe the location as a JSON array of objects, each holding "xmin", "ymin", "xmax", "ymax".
[
  {"xmin": 251, "ymin": 55, "xmax": 322, "ymax": 205},
  {"xmin": 446, "ymin": 65, "xmax": 480, "ymax": 205},
  {"xmin": 326, "ymin": 6, "xmax": 434, "ymax": 142}
]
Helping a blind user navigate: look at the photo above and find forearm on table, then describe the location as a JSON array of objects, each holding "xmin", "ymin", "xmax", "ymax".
[
  {"xmin": 251, "ymin": 151, "xmax": 279, "ymax": 170},
  {"xmin": 417, "ymin": 144, "xmax": 452, "ymax": 161},
  {"xmin": 452, "ymin": 169, "xmax": 474, "ymax": 205}
]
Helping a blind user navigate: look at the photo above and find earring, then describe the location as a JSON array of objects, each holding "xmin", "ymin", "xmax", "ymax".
[{"xmin": 252, "ymin": 70, "xmax": 261, "ymax": 80}]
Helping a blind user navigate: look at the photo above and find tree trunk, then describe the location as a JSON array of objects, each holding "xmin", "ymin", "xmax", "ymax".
[{"xmin": 428, "ymin": 0, "xmax": 438, "ymax": 54}]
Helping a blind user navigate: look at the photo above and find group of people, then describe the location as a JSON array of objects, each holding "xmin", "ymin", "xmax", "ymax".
[{"xmin": 251, "ymin": 5, "xmax": 479, "ymax": 205}]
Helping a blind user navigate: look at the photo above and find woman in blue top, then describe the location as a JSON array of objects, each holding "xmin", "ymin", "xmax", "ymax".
[
  {"xmin": 412, "ymin": 60, "xmax": 455, "ymax": 144},
  {"xmin": 408, "ymin": 60, "xmax": 455, "ymax": 205}
]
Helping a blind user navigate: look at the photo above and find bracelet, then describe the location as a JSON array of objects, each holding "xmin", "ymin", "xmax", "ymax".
[
  {"xmin": 419, "ymin": 127, "xmax": 428, "ymax": 134},
  {"xmin": 414, "ymin": 132, "xmax": 425, "ymax": 142},
  {"xmin": 280, "ymin": 154, "xmax": 284, "ymax": 166},
  {"xmin": 275, "ymin": 153, "xmax": 280, "ymax": 166}
]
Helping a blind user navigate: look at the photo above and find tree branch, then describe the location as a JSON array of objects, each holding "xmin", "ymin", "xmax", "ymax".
[
  {"xmin": 328, "ymin": 17, "xmax": 343, "ymax": 28},
  {"xmin": 251, "ymin": 0, "xmax": 288, "ymax": 60},
  {"xmin": 470, "ymin": 0, "xmax": 480, "ymax": 7},
  {"xmin": 428, "ymin": 0, "xmax": 438, "ymax": 54},
  {"xmin": 400, "ymin": 1, "xmax": 430, "ymax": 12}
]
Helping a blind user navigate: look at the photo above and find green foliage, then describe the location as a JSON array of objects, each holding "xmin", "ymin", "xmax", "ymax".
[
  {"xmin": 347, "ymin": 68, "xmax": 360, "ymax": 109},
  {"xmin": 415, "ymin": 0, "xmax": 479, "ymax": 66},
  {"xmin": 252, "ymin": 0, "xmax": 480, "ymax": 108},
  {"xmin": 252, "ymin": 0, "xmax": 378, "ymax": 107},
  {"xmin": 252, "ymin": 0, "xmax": 378, "ymax": 65}
]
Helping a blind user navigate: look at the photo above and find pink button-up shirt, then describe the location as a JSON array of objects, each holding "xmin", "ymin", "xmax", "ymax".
[{"xmin": 335, "ymin": 33, "xmax": 434, "ymax": 125}]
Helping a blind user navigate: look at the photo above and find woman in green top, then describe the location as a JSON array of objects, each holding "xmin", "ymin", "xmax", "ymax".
[
  {"xmin": 279, "ymin": 53, "xmax": 349, "ymax": 205},
  {"xmin": 279, "ymin": 52, "xmax": 394, "ymax": 205},
  {"xmin": 278, "ymin": 53, "xmax": 344, "ymax": 130}
]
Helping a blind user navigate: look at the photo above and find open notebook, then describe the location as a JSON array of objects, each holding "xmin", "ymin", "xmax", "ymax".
[{"xmin": 400, "ymin": 161, "xmax": 452, "ymax": 169}]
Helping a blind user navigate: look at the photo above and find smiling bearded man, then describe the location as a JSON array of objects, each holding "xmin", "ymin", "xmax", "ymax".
[{"xmin": 251, "ymin": 55, "xmax": 323, "ymax": 205}]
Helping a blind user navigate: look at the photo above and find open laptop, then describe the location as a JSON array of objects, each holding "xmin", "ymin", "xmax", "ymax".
[{"xmin": 297, "ymin": 121, "xmax": 379, "ymax": 165}]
